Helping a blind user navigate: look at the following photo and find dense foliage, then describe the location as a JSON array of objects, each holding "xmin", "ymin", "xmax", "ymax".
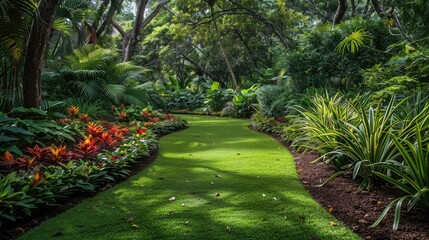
[{"xmin": 1, "ymin": 0, "xmax": 429, "ymax": 232}]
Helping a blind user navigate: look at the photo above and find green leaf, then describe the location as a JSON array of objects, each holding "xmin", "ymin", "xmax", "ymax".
[{"xmin": 0, "ymin": 125, "xmax": 34, "ymax": 136}]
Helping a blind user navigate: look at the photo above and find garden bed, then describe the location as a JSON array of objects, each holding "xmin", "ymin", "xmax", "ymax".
[
  {"xmin": 0, "ymin": 126, "xmax": 187, "ymax": 240},
  {"xmin": 267, "ymin": 132, "xmax": 429, "ymax": 240}
]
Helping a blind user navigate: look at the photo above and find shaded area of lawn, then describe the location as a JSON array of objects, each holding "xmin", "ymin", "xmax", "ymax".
[{"xmin": 20, "ymin": 115, "xmax": 360, "ymax": 240}]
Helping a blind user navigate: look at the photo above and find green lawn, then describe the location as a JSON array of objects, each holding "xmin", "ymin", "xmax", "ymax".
[{"xmin": 21, "ymin": 115, "xmax": 360, "ymax": 240}]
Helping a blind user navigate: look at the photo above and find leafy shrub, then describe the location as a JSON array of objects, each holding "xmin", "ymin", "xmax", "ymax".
[
  {"xmin": 204, "ymin": 82, "xmax": 234, "ymax": 113},
  {"xmin": 276, "ymin": 18, "xmax": 396, "ymax": 92},
  {"xmin": 256, "ymin": 85, "xmax": 295, "ymax": 118},
  {"xmin": 165, "ymin": 89, "xmax": 205, "ymax": 111},
  {"xmin": 230, "ymin": 84, "xmax": 259, "ymax": 118}
]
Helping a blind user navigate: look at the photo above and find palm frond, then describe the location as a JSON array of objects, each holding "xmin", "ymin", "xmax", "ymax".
[{"xmin": 336, "ymin": 29, "xmax": 371, "ymax": 54}]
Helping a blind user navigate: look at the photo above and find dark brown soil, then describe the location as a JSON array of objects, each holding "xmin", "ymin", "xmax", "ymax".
[{"xmin": 282, "ymin": 139, "xmax": 429, "ymax": 239}]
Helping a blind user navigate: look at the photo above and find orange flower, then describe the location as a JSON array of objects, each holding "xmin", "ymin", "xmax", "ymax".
[
  {"xmin": 100, "ymin": 132, "xmax": 117, "ymax": 148},
  {"xmin": 149, "ymin": 117, "xmax": 160, "ymax": 123},
  {"xmin": 31, "ymin": 172, "xmax": 45, "ymax": 186},
  {"xmin": 75, "ymin": 135, "xmax": 99, "ymax": 159},
  {"xmin": 144, "ymin": 122, "xmax": 153, "ymax": 127},
  {"xmin": 86, "ymin": 122, "xmax": 104, "ymax": 136},
  {"xmin": 49, "ymin": 144, "xmax": 70, "ymax": 162},
  {"xmin": 16, "ymin": 156, "xmax": 37, "ymax": 168},
  {"xmin": 119, "ymin": 111, "xmax": 127, "ymax": 119},
  {"xmin": 26, "ymin": 145, "xmax": 50, "ymax": 161},
  {"xmin": 0, "ymin": 151, "xmax": 15, "ymax": 165},
  {"xmin": 141, "ymin": 111, "xmax": 151, "ymax": 117},
  {"xmin": 136, "ymin": 128, "xmax": 147, "ymax": 134},
  {"xmin": 80, "ymin": 114, "xmax": 90, "ymax": 123},
  {"xmin": 164, "ymin": 114, "xmax": 173, "ymax": 120},
  {"xmin": 67, "ymin": 106, "xmax": 80, "ymax": 116}
]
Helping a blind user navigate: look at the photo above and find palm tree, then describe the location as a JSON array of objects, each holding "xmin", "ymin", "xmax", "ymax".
[{"xmin": 45, "ymin": 45, "xmax": 161, "ymax": 106}]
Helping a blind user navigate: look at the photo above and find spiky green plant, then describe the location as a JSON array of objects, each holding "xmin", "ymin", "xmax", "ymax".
[
  {"xmin": 372, "ymin": 122, "xmax": 429, "ymax": 230},
  {"xmin": 318, "ymin": 97, "xmax": 404, "ymax": 189}
]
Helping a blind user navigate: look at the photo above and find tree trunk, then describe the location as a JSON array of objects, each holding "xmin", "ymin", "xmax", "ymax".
[
  {"xmin": 371, "ymin": 0, "xmax": 385, "ymax": 18},
  {"xmin": 22, "ymin": 0, "xmax": 61, "ymax": 108},
  {"xmin": 213, "ymin": 18, "xmax": 238, "ymax": 89},
  {"xmin": 123, "ymin": 0, "xmax": 169, "ymax": 61},
  {"xmin": 333, "ymin": 0, "xmax": 347, "ymax": 25}
]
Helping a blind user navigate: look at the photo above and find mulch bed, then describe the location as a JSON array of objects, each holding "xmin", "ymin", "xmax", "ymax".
[{"xmin": 276, "ymin": 136, "xmax": 429, "ymax": 240}]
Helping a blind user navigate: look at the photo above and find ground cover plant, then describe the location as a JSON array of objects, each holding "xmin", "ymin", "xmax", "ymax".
[
  {"xmin": 0, "ymin": 105, "xmax": 187, "ymax": 229},
  {"xmin": 20, "ymin": 115, "xmax": 359, "ymax": 240}
]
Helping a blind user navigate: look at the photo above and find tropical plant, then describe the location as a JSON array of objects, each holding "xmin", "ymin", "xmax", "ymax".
[
  {"xmin": 43, "ymin": 45, "xmax": 158, "ymax": 106},
  {"xmin": 372, "ymin": 123, "xmax": 429, "ymax": 230},
  {"xmin": 256, "ymin": 85, "xmax": 295, "ymax": 118}
]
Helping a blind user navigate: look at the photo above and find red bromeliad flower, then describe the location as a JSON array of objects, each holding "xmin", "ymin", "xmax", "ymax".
[
  {"xmin": 80, "ymin": 114, "xmax": 90, "ymax": 123},
  {"xmin": 99, "ymin": 132, "xmax": 117, "ymax": 149},
  {"xmin": 120, "ymin": 127, "xmax": 130, "ymax": 135},
  {"xmin": 141, "ymin": 111, "xmax": 151, "ymax": 117},
  {"xmin": 0, "ymin": 151, "xmax": 15, "ymax": 166},
  {"xmin": 111, "ymin": 105, "xmax": 116, "ymax": 110},
  {"xmin": 144, "ymin": 122, "xmax": 154, "ymax": 127},
  {"xmin": 26, "ymin": 145, "xmax": 50, "ymax": 161},
  {"xmin": 86, "ymin": 122, "xmax": 104, "ymax": 136},
  {"xmin": 136, "ymin": 128, "xmax": 147, "ymax": 135},
  {"xmin": 119, "ymin": 111, "xmax": 127, "ymax": 120},
  {"xmin": 75, "ymin": 135, "xmax": 99, "ymax": 159},
  {"xmin": 149, "ymin": 117, "xmax": 160, "ymax": 123},
  {"xmin": 31, "ymin": 172, "xmax": 45, "ymax": 186},
  {"xmin": 49, "ymin": 144, "xmax": 71, "ymax": 162},
  {"xmin": 97, "ymin": 162, "xmax": 104, "ymax": 169},
  {"xmin": 67, "ymin": 106, "xmax": 80, "ymax": 117},
  {"xmin": 16, "ymin": 156, "xmax": 37, "ymax": 169},
  {"xmin": 164, "ymin": 114, "xmax": 173, "ymax": 120},
  {"xmin": 58, "ymin": 118, "xmax": 70, "ymax": 124}
]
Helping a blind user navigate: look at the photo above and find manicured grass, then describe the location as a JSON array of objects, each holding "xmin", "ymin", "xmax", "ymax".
[{"xmin": 20, "ymin": 115, "xmax": 360, "ymax": 240}]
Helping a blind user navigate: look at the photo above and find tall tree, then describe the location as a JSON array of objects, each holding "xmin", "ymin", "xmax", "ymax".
[
  {"xmin": 22, "ymin": 0, "xmax": 61, "ymax": 108},
  {"xmin": 333, "ymin": 0, "xmax": 347, "ymax": 25},
  {"xmin": 122, "ymin": 0, "xmax": 169, "ymax": 61}
]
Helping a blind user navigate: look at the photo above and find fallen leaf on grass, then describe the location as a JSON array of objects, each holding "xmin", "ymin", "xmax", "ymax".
[
  {"xmin": 273, "ymin": 197, "xmax": 278, "ymax": 200},
  {"xmin": 131, "ymin": 224, "xmax": 139, "ymax": 229},
  {"xmin": 15, "ymin": 227, "xmax": 25, "ymax": 234},
  {"xmin": 210, "ymin": 182, "xmax": 214, "ymax": 185},
  {"xmin": 328, "ymin": 207, "xmax": 334, "ymax": 214},
  {"xmin": 262, "ymin": 194, "xmax": 266, "ymax": 197},
  {"xmin": 169, "ymin": 196, "xmax": 176, "ymax": 201},
  {"xmin": 329, "ymin": 221, "xmax": 337, "ymax": 226},
  {"xmin": 127, "ymin": 216, "xmax": 134, "ymax": 222},
  {"xmin": 215, "ymin": 192, "xmax": 221, "ymax": 197},
  {"xmin": 226, "ymin": 226, "xmax": 232, "ymax": 232},
  {"xmin": 182, "ymin": 203, "xmax": 185, "ymax": 207},
  {"xmin": 215, "ymin": 174, "xmax": 221, "ymax": 178}
]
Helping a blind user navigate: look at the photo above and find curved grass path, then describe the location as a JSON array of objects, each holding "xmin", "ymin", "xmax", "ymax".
[{"xmin": 21, "ymin": 115, "xmax": 360, "ymax": 240}]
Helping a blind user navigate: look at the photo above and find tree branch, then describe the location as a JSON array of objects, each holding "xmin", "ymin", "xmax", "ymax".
[
  {"xmin": 111, "ymin": 20, "xmax": 126, "ymax": 37},
  {"xmin": 141, "ymin": 0, "xmax": 170, "ymax": 29}
]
